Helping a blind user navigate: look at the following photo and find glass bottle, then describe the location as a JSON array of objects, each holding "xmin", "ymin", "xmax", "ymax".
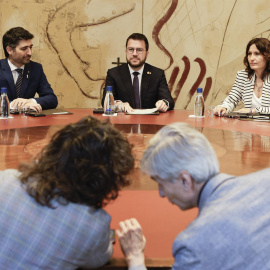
[{"xmin": 104, "ymin": 86, "xmax": 115, "ymax": 115}]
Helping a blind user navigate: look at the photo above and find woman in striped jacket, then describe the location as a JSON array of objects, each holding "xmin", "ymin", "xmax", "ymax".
[{"xmin": 214, "ymin": 38, "xmax": 270, "ymax": 116}]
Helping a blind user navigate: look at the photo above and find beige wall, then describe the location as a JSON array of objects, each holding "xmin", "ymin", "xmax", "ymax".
[{"xmin": 1, "ymin": 0, "xmax": 270, "ymax": 109}]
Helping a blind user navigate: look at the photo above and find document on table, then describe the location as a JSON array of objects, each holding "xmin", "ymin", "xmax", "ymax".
[
  {"xmin": 45, "ymin": 109, "xmax": 73, "ymax": 115},
  {"xmin": 126, "ymin": 108, "xmax": 159, "ymax": 115}
]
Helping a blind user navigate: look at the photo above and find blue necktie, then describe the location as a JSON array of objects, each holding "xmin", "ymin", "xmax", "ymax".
[
  {"xmin": 15, "ymin": 69, "xmax": 23, "ymax": 98},
  {"xmin": 133, "ymin": 72, "xmax": 140, "ymax": 109}
]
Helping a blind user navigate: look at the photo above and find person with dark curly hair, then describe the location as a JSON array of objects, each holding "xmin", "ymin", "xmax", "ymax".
[
  {"xmin": 214, "ymin": 37, "xmax": 270, "ymax": 116},
  {"xmin": 0, "ymin": 116, "xmax": 134, "ymax": 269},
  {"xmin": 0, "ymin": 27, "xmax": 58, "ymax": 112}
]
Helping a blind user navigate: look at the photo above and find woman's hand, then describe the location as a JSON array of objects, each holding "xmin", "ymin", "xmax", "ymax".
[{"xmin": 213, "ymin": 106, "xmax": 227, "ymax": 116}]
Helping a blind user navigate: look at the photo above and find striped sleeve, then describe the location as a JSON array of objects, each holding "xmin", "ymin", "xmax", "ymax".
[
  {"xmin": 220, "ymin": 70, "xmax": 270, "ymax": 114},
  {"xmin": 220, "ymin": 71, "xmax": 246, "ymax": 113}
]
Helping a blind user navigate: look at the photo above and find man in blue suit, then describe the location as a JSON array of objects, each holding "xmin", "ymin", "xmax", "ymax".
[
  {"xmin": 117, "ymin": 123, "xmax": 270, "ymax": 270},
  {"xmin": 0, "ymin": 27, "xmax": 58, "ymax": 112}
]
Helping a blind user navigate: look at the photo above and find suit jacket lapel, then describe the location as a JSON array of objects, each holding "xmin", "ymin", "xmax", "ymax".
[
  {"xmin": 120, "ymin": 64, "xmax": 136, "ymax": 108},
  {"xmin": 20, "ymin": 63, "xmax": 31, "ymax": 98},
  {"xmin": 140, "ymin": 63, "xmax": 151, "ymax": 107},
  {"xmin": 245, "ymin": 73, "xmax": 255, "ymax": 105},
  {"xmin": 1, "ymin": 59, "xmax": 17, "ymax": 100},
  {"xmin": 262, "ymin": 74, "xmax": 270, "ymax": 106}
]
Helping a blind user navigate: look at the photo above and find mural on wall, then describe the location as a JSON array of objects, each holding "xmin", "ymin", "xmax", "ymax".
[
  {"xmin": 0, "ymin": 0, "xmax": 269, "ymax": 109},
  {"xmin": 151, "ymin": 0, "xmax": 212, "ymax": 109},
  {"xmin": 46, "ymin": 0, "xmax": 136, "ymax": 101}
]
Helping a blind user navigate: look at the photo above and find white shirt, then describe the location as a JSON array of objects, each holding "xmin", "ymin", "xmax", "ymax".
[
  {"xmin": 7, "ymin": 59, "xmax": 37, "ymax": 104},
  {"xmin": 127, "ymin": 64, "xmax": 169, "ymax": 108},
  {"xmin": 251, "ymin": 92, "xmax": 262, "ymax": 108},
  {"xmin": 8, "ymin": 59, "xmax": 24, "ymax": 84}
]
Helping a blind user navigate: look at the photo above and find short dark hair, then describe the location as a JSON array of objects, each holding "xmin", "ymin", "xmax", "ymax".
[
  {"xmin": 19, "ymin": 116, "xmax": 134, "ymax": 209},
  {"xmin": 126, "ymin": 33, "xmax": 149, "ymax": 51},
  {"xmin": 2, "ymin": 27, "xmax": 34, "ymax": 58},
  {"xmin": 243, "ymin": 37, "xmax": 270, "ymax": 79}
]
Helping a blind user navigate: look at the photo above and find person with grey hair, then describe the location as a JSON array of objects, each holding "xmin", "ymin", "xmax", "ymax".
[{"xmin": 116, "ymin": 122, "xmax": 270, "ymax": 270}]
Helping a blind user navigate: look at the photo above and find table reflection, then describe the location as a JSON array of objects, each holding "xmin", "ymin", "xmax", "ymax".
[{"xmin": 1, "ymin": 124, "xmax": 270, "ymax": 190}]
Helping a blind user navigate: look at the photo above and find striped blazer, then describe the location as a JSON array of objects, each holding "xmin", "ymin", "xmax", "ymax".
[{"xmin": 221, "ymin": 70, "xmax": 270, "ymax": 114}]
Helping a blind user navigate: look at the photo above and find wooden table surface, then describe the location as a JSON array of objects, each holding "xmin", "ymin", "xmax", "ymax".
[{"xmin": 1, "ymin": 109, "xmax": 270, "ymax": 268}]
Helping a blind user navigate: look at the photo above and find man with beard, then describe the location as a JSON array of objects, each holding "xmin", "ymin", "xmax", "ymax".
[
  {"xmin": 0, "ymin": 27, "xmax": 58, "ymax": 112},
  {"xmin": 102, "ymin": 33, "xmax": 174, "ymax": 112}
]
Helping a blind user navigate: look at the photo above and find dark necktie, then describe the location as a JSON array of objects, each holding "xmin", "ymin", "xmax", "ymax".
[
  {"xmin": 133, "ymin": 72, "xmax": 140, "ymax": 109},
  {"xmin": 15, "ymin": 68, "xmax": 23, "ymax": 98}
]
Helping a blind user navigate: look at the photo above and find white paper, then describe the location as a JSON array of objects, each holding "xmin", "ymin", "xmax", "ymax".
[{"xmin": 127, "ymin": 108, "xmax": 158, "ymax": 115}]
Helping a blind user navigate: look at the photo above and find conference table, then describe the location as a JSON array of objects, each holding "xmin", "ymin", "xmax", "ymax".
[{"xmin": 1, "ymin": 108, "xmax": 270, "ymax": 269}]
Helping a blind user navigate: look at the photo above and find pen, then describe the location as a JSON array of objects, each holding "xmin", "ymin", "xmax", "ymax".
[{"xmin": 52, "ymin": 112, "xmax": 69, "ymax": 114}]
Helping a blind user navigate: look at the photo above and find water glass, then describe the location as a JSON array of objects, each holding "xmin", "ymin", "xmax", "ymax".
[
  {"xmin": 21, "ymin": 106, "xmax": 29, "ymax": 118},
  {"xmin": 115, "ymin": 101, "xmax": 124, "ymax": 114},
  {"xmin": 207, "ymin": 106, "xmax": 215, "ymax": 117}
]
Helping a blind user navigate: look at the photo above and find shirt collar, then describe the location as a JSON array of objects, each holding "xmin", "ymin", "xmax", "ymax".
[
  {"xmin": 7, "ymin": 59, "xmax": 25, "ymax": 72},
  {"xmin": 128, "ymin": 64, "xmax": 144, "ymax": 76}
]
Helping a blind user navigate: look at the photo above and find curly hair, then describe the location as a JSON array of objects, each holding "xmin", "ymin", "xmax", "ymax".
[
  {"xmin": 2, "ymin": 27, "xmax": 34, "ymax": 58},
  {"xmin": 243, "ymin": 37, "xmax": 270, "ymax": 79},
  {"xmin": 19, "ymin": 116, "xmax": 134, "ymax": 209}
]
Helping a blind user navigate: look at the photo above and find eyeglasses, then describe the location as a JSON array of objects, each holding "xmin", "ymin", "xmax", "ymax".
[{"xmin": 127, "ymin": 48, "xmax": 146, "ymax": 54}]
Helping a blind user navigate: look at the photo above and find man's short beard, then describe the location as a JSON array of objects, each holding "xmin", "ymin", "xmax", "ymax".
[
  {"xmin": 126, "ymin": 58, "xmax": 145, "ymax": 69},
  {"xmin": 23, "ymin": 56, "xmax": 31, "ymax": 64}
]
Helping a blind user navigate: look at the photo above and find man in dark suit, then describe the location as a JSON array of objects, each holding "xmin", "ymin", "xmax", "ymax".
[
  {"xmin": 102, "ymin": 33, "xmax": 174, "ymax": 113},
  {"xmin": 0, "ymin": 27, "xmax": 58, "ymax": 112}
]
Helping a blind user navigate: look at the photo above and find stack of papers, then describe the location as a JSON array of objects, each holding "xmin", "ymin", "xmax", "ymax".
[{"xmin": 126, "ymin": 108, "xmax": 158, "ymax": 115}]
